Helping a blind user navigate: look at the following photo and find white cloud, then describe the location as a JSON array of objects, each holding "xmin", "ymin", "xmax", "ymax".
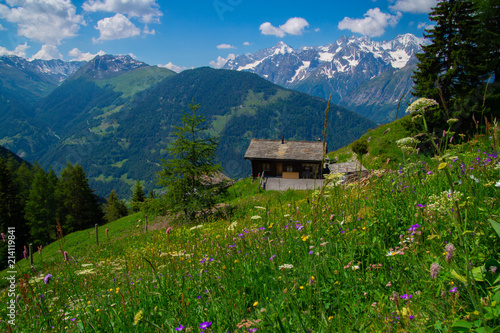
[
  {"xmin": 243, "ymin": 41, "xmax": 250, "ymax": 46},
  {"xmin": 338, "ymin": 8, "xmax": 401, "ymax": 38},
  {"xmin": 217, "ymin": 43, "xmax": 235, "ymax": 49},
  {"xmin": 260, "ymin": 17, "xmax": 309, "ymax": 37},
  {"xmin": 209, "ymin": 54, "xmax": 235, "ymax": 68},
  {"xmin": 93, "ymin": 13, "xmax": 141, "ymax": 41},
  {"xmin": 0, "ymin": 42, "xmax": 29, "ymax": 57},
  {"xmin": 143, "ymin": 25, "xmax": 155, "ymax": 35},
  {"xmin": 390, "ymin": 0, "xmax": 438, "ymax": 14},
  {"xmin": 68, "ymin": 48, "xmax": 106, "ymax": 61},
  {"xmin": 83, "ymin": 0, "xmax": 162, "ymax": 23},
  {"xmin": 0, "ymin": 0, "xmax": 84, "ymax": 45},
  {"xmin": 159, "ymin": 62, "xmax": 187, "ymax": 73},
  {"xmin": 30, "ymin": 44, "xmax": 63, "ymax": 60},
  {"xmin": 417, "ymin": 22, "xmax": 434, "ymax": 30},
  {"xmin": 0, "ymin": 23, "xmax": 5, "ymax": 31}
]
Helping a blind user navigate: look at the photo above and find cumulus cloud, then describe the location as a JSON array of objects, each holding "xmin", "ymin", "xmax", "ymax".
[
  {"xmin": 0, "ymin": 0, "xmax": 84, "ymax": 45},
  {"xmin": 338, "ymin": 8, "xmax": 401, "ymax": 38},
  {"xmin": 389, "ymin": 0, "xmax": 438, "ymax": 14},
  {"xmin": 159, "ymin": 62, "xmax": 187, "ymax": 73},
  {"xmin": 93, "ymin": 13, "xmax": 141, "ymax": 41},
  {"xmin": 0, "ymin": 23, "xmax": 5, "ymax": 31},
  {"xmin": 243, "ymin": 41, "xmax": 250, "ymax": 46},
  {"xmin": 68, "ymin": 48, "xmax": 106, "ymax": 61},
  {"xmin": 30, "ymin": 44, "xmax": 63, "ymax": 60},
  {"xmin": 0, "ymin": 43, "xmax": 29, "ymax": 57},
  {"xmin": 260, "ymin": 17, "xmax": 309, "ymax": 37},
  {"xmin": 217, "ymin": 43, "xmax": 235, "ymax": 49},
  {"xmin": 209, "ymin": 54, "xmax": 235, "ymax": 68},
  {"xmin": 417, "ymin": 22, "xmax": 434, "ymax": 30},
  {"xmin": 83, "ymin": 0, "xmax": 162, "ymax": 23}
]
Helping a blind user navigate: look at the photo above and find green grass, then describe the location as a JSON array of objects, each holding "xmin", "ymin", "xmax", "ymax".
[{"xmin": 2, "ymin": 136, "xmax": 500, "ymax": 332}]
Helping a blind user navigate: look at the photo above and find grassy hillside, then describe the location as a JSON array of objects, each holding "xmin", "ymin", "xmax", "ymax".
[{"xmin": 2, "ymin": 133, "xmax": 499, "ymax": 332}]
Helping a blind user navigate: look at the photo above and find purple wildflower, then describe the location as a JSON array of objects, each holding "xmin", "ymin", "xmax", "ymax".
[
  {"xmin": 417, "ymin": 204, "xmax": 426, "ymax": 208},
  {"xmin": 270, "ymin": 255, "xmax": 276, "ymax": 261},
  {"xmin": 166, "ymin": 227, "xmax": 172, "ymax": 234},
  {"xmin": 70, "ymin": 318, "xmax": 76, "ymax": 322},
  {"xmin": 44, "ymin": 274, "xmax": 52, "ymax": 284},
  {"xmin": 408, "ymin": 224, "xmax": 420, "ymax": 233},
  {"xmin": 199, "ymin": 321, "xmax": 212, "ymax": 330},
  {"xmin": 309, "ymin": 250, "xmax": 314, "ymax": 255},
  {"xmin": 175, "ymin": 324, "xmax": 185, "ymax": 331},
  {"xmin": 409, "ymin": 315, "xmax": 415, "ymax": 320},
  {"xmin": 430, "ymin": 263, "xmax": 440, "ymax": 279},
  {"xmin": 400, "ymin": 294, "xmax": 412, "ymax": 300},
  {"xmin": 63, "ymin": 251, "xmax": 69, "ymax": 261},
  {"xmin": 449, "ymin": 287, "xmax": 457, "ymax": 293},
  {"xmin": 200, "ymin": 258, "xmax": 207, "ymax": 264},
  {"xmin": 445, "ymin": 243, "xmax": 456, "ymax": 263}
]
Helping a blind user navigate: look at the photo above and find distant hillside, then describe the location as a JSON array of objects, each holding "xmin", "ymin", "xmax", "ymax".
[{"xmin": 34, "ymin": 66, "xmax": 375, "ymax": 198}]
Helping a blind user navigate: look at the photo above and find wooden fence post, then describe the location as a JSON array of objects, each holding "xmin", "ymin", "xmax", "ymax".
[{"xmin": 29, "ymin": 243, "xmax": 33, "ymax": 266}]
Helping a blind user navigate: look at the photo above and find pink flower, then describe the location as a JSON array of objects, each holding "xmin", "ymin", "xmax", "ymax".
[
  {"xmin": 63, "ymin": 251, "xmax": 69, "ymax": 261},
  {"xmin": 445, "ymin": 243, "xmax": 456, "ymax": 263},
  {"xmin": 166, "ymin": 227, "xmax": 172, "ymax": 234},
  {"xmin": 430, "ymin": 263, "xmax": 440, "ymax": 279}
]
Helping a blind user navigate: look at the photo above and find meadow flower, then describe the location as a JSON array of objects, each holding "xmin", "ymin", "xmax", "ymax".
[
  {"xmin": 64, "ymin": 251, "xmax": 69, "ymax": 261},
  {"xmin": 430, "ymin": 263, "xmax": 440, "ymax": 279},
  {"xmin": 490, "ymin": 266, "xmax": 497, "ymax": 273},
  {"xmin": 449, "ymin": 287, "xmax": 457, "ymax": 293},
  {"xmin": 0, "ymin": 233, "xmax": 5, "ymax": 242},
  {"xmin": 445, "ymin": 243, "xmax": 456, "ymax": 263},
  {"xmin": 406, "ymin": 98, "xmax": 438, "ymax": 114},
  {"xmin": 175, "ymin": 324, "xmax": 185, "ymax": 331},
  {"xmin": 133, "ymin": 310, "xmax": 144, "ymax": 325},
  {"xmin": 166, "ymin": 227, "xmax": 172, "ymax": 234},
  {"xmin": 250, "ymin": 215, "xmax": 262, "ymax": 220},
  {"xmin": 279, "ymin": 264, "xmax": 293, "ymax": 270},
  {"xmin": 199, "ymin": 321, "xmax": 212, "ymax": 330},
  {"xmin": 400, "ymin": 294, "xmax": 412, "ymax": 300},
  {"xmin": 44, "ymin": 274, "xmax": 52, "ymax": 284},
  {"xmin": 270, "ymin": 255, "xmax": 276, "ymax": 261}
]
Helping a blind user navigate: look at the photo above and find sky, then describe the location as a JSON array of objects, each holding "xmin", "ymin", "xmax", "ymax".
[{"xmin": 0, "ymin": 0, "xmax": 438, "ymax": 72}]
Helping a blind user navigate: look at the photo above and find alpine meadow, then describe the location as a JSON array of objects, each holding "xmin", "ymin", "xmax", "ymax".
[{"xmin": 0, "ymin": 0, "xmax": 500, "ymax": 332}]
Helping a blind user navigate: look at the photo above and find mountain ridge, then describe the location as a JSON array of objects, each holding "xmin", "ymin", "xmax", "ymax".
[{"xmin": 223, "ymin": 33, "xmax": 426, "ymax": 123}]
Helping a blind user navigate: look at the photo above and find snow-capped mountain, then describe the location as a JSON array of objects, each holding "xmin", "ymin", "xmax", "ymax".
[
  {"xmin": 223, "ymin": 33, "xmax": 426, "ymax": 123},
  {"xmin": 70, "ymin": 54, "xmax": 147, "ymax": 80},
  {"xmin": 0, "ymin": 55, "xmax": 85, "ymax": 83}
]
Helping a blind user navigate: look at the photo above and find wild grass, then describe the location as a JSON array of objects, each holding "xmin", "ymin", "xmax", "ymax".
[{"xmin": 1, "ymin": 137, "xmax": 500, "ymax": 332}]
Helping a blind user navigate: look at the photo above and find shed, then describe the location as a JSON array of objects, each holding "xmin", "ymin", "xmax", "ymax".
[{"xmin": 244, "ymin": 139, "xmax": 325, "ymax": 179}]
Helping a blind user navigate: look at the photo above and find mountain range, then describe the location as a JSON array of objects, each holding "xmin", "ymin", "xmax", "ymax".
[
  {"xmin": 0, "ymin": 54, "xmax": 375, "ymax": 198},
  {"xmin": 223, "ymin": 33, "xmax": 426, "ymax": 124}
]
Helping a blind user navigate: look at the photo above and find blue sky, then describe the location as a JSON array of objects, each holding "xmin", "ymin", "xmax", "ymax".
[{"xmin": 0, "ymin": 0, "xmax": 437, "ymax": 71}]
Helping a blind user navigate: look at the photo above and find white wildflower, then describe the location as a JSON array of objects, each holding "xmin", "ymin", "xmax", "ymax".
[
  {"xmin": 189, "ymin": 224, "xmax": 203, "ymax": 230},
  {"xmin": 279, "ymin": 264, "xmax": 294, "ymax": 270},
  {"xmin": 250, "ymin": 215, "xmax": 262, "ymax": 220},
  {"xmin": 406, "ymin": 98, "xmax": 439, "ymax": 114}
]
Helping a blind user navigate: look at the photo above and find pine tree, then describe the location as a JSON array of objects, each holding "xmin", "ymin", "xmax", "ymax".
[
  {"xmin": 412, "ymin": 0, "xmax": 490, "ymax": 113},
  {"xmin": 476, "ymin": 0, "xmax": 500, "ymax": 82},
  {"xmin": 157, "ymin": 101, "xmax": 222, "ymax": 220},
  {"xmin": 130, "ymin": 180, "xmax": 145, "ymax": 213},
  {"xmin": 0, "ymin": 158, "xmax": 28, "ymax": 266},
  {"xmin": 103, "ymin": 190, "xmax": 128, "ymax": 223},
  {"xmin": 25, "ymin": 167, "xmax": 58, "ymax": 245},
  {"xmin": 57, "ymin": 163, "xmax": 104, "ymax": 233}
]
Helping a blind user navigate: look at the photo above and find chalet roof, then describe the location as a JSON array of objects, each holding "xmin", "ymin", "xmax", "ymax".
[
  {"xmin": 244, "ymin": 139, "xmax": 325, "ymax": 162},
  {"xmin": 328, "ymin": 161, "xmax": 367, "ymax": 174}
]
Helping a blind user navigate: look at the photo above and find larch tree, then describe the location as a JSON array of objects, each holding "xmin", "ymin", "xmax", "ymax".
[{"xmin": 157, "ymin": 101, "xmax": 222, "ymax": 221}]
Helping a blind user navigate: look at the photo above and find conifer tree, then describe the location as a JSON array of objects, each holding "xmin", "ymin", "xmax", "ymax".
[
  {"xmin": 157, "ymin": 101, "xmax": 222, "ymax": 220},
  {"xmin": 103, "ymin": 190, "xmax": 128, "ymax": 223},
  {"xmin": 412, "ymin": 0, "xmax": 490, "ymax": 112},
  {"xmin": 130, "ymin": 180, "xmax": 145, "ymax": 213},
  {"xmin": 0, "ymin": 158, "xmax": 28, "ymax": 265},
  {"xmin": 56, "ymin": 163, "xmax": 104, "ymax": 233},
  {"xmin": 25, "ymin": 167, "xmax": 58, "ymax": 244}
]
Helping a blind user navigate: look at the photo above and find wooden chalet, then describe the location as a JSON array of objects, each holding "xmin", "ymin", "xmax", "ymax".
[{"xmin": 244, "ymin": 139, "xmax": 325, "ymax": 179}]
